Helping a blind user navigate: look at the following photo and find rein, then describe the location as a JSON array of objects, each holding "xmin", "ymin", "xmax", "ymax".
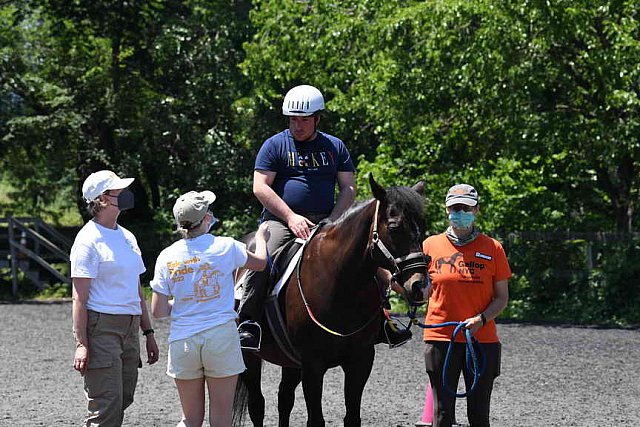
[
  {"xmin": 295, "ymin": 200, "xmax": 429, "ymax": 338},
  {"xmin": 295, "ymin": 233, "xmax": 382, "ymax": 338},
  {"xmin": 294, "ymin": 201, "xmax": 391, "ymax": 338},
  {"xmin": 407, "ymin": 309, "xmax": 485, "ymax": 397}
]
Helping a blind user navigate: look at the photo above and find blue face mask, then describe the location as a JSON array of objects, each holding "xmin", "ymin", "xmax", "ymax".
[{"xmin": 448, "ymin": 211, "xmax": 475, "ymax": 229}]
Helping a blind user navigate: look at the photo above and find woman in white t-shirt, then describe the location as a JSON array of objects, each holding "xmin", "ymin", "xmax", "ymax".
[
  {"xmin": 70, "ymin": 170, "xmax": 159, "ymax": 426},
  {"xmin": 151, "ymin": 190, "xmax": 270, "ymax": 427}
]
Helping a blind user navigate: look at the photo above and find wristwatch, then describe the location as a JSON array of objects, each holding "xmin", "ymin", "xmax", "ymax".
[
  {"xmin": 142, "ymin": 328, "xmax": 155, "ymax": 336},
  {"xmin": 479, "ymin": 313, "xmax": 487, "ymax": 326}
]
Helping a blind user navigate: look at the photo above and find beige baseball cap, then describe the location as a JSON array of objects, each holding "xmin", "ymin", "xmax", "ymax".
[
  {"xmin": 445, "ymin": 184, "xmax": 479, "ymax": 207},
  {"xmin": 82, "ymin": 170, "xmax": 134, "ymax": 203},
  {"xmin": 173, "ymin": 190, "xmax": 217, "ymax": 228}
]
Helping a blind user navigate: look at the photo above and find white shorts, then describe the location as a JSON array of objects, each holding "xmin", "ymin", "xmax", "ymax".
[{"xmin": 167, "ymin": 320, "xmax": 245, "ymax": 380}]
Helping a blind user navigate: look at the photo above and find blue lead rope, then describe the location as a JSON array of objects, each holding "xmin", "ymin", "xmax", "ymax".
[{"xmin": 409, "ymin": 314, "xmax": 485, "ymax": 398}]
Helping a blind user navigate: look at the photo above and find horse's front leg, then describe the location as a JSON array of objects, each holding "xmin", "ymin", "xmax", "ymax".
[
  {"xmin": 341, "ymin": 345, "xmax": 375, "ymax": 427},
  {"xmin": 278, "ymin": 367, "xmax": 302, "ymax": 427},
  {"xmin": 301, "ymin": 359, "xmax": 328, "ymax": 427}
]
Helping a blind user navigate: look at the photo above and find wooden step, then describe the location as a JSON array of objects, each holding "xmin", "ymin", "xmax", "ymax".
[
  {"xmin": 24, "ymin": 269, "xmax": 45, "ymax": 290},
  {"xmin": 1, "ymin": 216, "xmax": 71, "ymax": 295}
]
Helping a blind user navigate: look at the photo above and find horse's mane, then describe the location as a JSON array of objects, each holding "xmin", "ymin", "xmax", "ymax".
[
  {"xmin": 331, "ymin": 199, "xmax": 371, "ymax": 226},
  {"xmin": 386, "ymin": 185, "xmax": 426, "ymax": 227},
  {"xmin": 330, "ymin": 185, "xmax": 425, "ymax": 227}
]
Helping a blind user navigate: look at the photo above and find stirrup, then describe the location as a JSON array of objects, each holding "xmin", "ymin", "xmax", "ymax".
[
  {"xmin": 384, "ymin": 317, "xmax": 412, "ymax": 349},
  {"xmin": 238, "ymin": 320, "xmax": 262, "ymax": 351}
]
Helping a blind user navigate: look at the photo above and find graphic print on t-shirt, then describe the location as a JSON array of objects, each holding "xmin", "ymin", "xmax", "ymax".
[
  {"xmin": 167, "ymin": 257, "xmax": 222, "ymax": 303},
  {"xmin": 433, "ymin": 252, "xmax": 486, "ymax": 284},
  {"xmin": 435, "ymin": 252, "xmax": 463, "ymax": 273},
  {"xmin": 287, "ymin": 149, "xmax": 335, "ymax": 170},
  {"xmin": 192, "ymin": 262, "xmax": 222, "ymax": 302}
]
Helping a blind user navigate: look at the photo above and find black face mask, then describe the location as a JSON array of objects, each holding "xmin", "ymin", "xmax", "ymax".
[{"xmin": 116, "ymin": 189, "xmax": 135, "ymax": 211}]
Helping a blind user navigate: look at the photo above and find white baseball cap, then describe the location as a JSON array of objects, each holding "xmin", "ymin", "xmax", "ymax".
[
  {"xmin": 82, "ymin": 170, "xmax": 134, "ymax": 203},
  {"xmin": 173, "ymin": 190, "xmax": 217, "ymax": 228}
]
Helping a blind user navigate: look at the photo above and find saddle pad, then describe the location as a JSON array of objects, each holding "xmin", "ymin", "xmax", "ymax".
[{"xmin": 270, "ymin": 238, "xmax": 306, "ymax": 297}]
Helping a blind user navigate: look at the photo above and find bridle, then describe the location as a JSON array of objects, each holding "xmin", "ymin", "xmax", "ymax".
[
  {"xmin": 369, "ymin": 200, "xmax": 430, "ymax": 301},
  {"xmin": 297, "ymin": 199, "xmax": 428, "ymax": 337}
]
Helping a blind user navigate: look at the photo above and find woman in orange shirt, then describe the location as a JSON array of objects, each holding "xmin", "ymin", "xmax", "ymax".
[{"xmin": 420, "ymin": 184, "xmax": 510, "ymax": 427}]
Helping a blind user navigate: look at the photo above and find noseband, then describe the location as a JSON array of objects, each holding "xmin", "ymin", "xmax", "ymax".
[{"xmin": 370, "ymin": 200, "xmax": 429, "ymax": 282}]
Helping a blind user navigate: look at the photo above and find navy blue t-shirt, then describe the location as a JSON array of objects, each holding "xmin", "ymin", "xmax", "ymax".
[{"xmin": 255, "ymin": 130, "xmax": 355, "ymax": 219}]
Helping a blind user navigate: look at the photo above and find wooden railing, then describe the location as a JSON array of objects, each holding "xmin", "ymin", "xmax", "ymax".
[{"xmin": 0, "ymin": 216, "xmax": 71, "ymax": 297}]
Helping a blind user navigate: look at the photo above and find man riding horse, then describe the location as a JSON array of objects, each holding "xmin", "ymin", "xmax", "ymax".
[{"xmin": 237, "ymin": 84, "xmax": 411, "ymax": 350}]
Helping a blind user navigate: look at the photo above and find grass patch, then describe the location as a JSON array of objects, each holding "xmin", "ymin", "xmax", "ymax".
[
  {"xmin": 0, "ymin": 178, "xmax": 12, "ymax": 205},
  {"xmin": 35, "ymin": 283, "xmax": 71, "ymax": 299},
  {"xmin": 0, "ymin": 173, "xmax": 82, "ymax": 227}
]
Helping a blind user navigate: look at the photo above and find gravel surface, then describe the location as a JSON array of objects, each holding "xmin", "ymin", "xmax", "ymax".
[{"xmin": 1, "ymin": 301, "xmax": 639, "ymax": 426}]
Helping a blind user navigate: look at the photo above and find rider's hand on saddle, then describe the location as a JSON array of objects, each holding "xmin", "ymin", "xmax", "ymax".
[
  {"xmin": 287, "ymin": 213, "xmax": 315, "ymax": 239},
  {"xmin": 256, "ymin": 222, "xmax": 271, "ymax": 242}
]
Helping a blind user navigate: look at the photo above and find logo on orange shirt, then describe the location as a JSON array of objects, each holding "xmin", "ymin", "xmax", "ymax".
[{"xmin": 435, "ymin": 252, "xmax": 463, "ymax": 273}]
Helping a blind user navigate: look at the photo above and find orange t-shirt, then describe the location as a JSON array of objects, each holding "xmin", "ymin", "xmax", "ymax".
[{"xmin": 422, "ymin": 233, "xmax": 511, "ymax": 343}]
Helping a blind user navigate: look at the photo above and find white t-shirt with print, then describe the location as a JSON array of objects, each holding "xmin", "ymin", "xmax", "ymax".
[
  {"xmin": 150, "ymin": 234, "xmax": 247, "ymax": 343},
  {"xmin": 70, "ymin": 220, "xmax": 146, "ymax": 315}
]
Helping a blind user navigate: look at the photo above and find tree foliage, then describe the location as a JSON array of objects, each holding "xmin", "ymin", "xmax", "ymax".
[
  {"xmin": 241, "ymin": 0, "xmax": 640, "ymax": 233},
  {"xmin": 1, "ymin": 0, "xmax": 256, "ymax": 233},
  {"xmin": 2, "ymin": 0, "xmax": 639, "ymax": 321}
]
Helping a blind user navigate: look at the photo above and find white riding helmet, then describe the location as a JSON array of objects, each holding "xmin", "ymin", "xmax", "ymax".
[{"xmin": 282, "ymin": 85, "xmax": 325, "ymax": 116}]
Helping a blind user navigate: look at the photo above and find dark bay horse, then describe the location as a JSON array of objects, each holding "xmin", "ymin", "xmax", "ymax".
[{"xmin": 233, "ymin": 175, "xmax": 428, "ymax": 427}]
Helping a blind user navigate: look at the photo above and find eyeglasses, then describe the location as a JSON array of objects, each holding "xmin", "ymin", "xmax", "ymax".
[{"xmin": 448, "ymin": 204, "xmax": 475, "ymax": 212}]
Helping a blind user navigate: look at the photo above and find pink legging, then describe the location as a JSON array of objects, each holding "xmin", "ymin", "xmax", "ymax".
[{"xmin": 421, "ymin": 384, "xmax": 434, "ymax": 423}]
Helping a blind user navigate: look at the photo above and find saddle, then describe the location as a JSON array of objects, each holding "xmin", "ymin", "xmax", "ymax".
[{"xmin": 262, "ymin": 225, "xmax": 324, "ymax": 367}]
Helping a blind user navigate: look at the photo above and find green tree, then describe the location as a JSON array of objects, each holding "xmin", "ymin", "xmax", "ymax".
[
  {"xmin": 1, "ymin": 0, "xmax": 256, "ymax": 235},
  {"xmin": 240, "ymin": 0, "xmax": 640, "ymax": 233}
]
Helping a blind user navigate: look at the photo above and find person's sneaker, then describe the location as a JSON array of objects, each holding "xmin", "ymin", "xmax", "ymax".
[
  {"xmin": 383, "ymin": 318, "xmax": 412, "ymax": 348},
  {"xmin": 238, "ymin": 320, "xmax": 262, "ymax": 351}
]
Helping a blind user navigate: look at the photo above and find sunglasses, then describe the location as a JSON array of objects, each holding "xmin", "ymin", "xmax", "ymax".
[{"xmin": 448, "ymin": 204, "xmax": 475, "ymax": 212}]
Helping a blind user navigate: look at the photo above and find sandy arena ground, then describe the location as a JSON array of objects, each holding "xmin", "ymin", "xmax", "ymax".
[{"xmin": 1, "ymin": 301, "xmax": 639, "ymax": 426}]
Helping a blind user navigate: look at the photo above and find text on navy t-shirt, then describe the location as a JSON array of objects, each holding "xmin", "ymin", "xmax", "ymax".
[{"xmin": 254, "ymin": 130, "xmax": 355, "ymax": 217}]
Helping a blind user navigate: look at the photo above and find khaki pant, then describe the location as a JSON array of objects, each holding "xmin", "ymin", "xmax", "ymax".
[
  {"xmin": 238, "ymin": 214, "xmax": 327, "ymax": 320},
  {"xmin": 238, "ymin": 219, "xmax": 294, "ymax": 320},
  {"xmin": 83, "ymin": 310, "xmax": 141, "ymax": 427}
]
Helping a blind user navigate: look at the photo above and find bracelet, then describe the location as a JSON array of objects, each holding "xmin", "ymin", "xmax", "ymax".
[
  {"xmin": 479, "ymin": 313, "xmax": 487, "ymax": 326},
  {"xmin": 142, "ymin": 328, "xmax": 155, "ymax": 336}
]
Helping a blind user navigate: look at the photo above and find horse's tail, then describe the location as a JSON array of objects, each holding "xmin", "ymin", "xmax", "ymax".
[{"xmin": 231, "ymin": 373, "xmax": 249, "ymax": 427}]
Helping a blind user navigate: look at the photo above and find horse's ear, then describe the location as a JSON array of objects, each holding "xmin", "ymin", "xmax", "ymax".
[
  {"xmin": 412, "ymin": 180, "xmax": 425, "ymax": 195},
  {"xmin": 369, "ymin": 173, "xmax": 386, "ymax": 202}
]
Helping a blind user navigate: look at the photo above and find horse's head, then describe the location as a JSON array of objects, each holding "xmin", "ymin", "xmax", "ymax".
[{"xmin": 369, "ymin": 174, "xmax": 429, "ymax": 306}]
